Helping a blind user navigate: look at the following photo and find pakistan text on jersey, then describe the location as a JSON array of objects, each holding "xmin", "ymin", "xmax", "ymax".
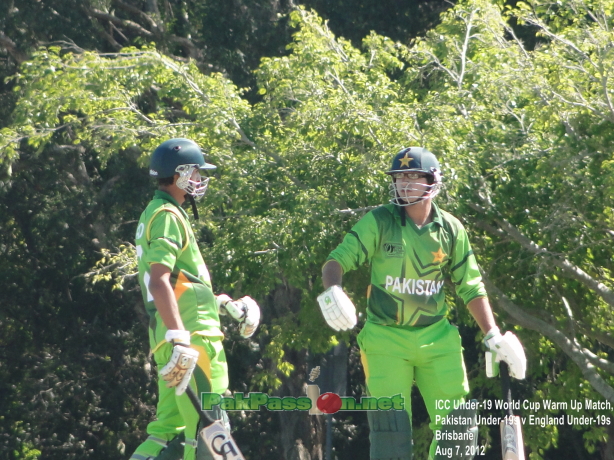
[{"xmin": 385, "ymin": 276, "xmax": 445, "ymax": 296}]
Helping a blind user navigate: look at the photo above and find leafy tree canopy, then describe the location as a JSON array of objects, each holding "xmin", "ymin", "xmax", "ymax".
[{"xmin": 1, "ymin": 1, "xmax": 613, "ymax": 459}]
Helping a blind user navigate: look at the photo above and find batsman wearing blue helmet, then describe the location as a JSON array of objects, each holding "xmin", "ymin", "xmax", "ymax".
[
  {"xmin": 130, "ymin": 138, "xmax": 260, "ymax": 460},
  {"xmin": 317, "ymin": 147, "xmax": 528, "ymax": 459}
]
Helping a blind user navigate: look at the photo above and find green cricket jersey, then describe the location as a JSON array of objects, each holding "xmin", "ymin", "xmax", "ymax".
[
  {"xmin": 135, "ymin": 190, "xmax": 222, "ymax": 351},
  {"xmin": 328, "ymin": 203, "xmax": 487, "ymax": 328}
]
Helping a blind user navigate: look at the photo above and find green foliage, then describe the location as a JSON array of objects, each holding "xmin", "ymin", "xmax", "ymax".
[
  {"xmin": 85, "ymin": 244, "xmax": 138, "ymax": 291},
  {"xmin": 2, "ymin": 1, "xmax": 614, "ymax": 458},
  {"xmin": 1, "ymin": 46, "xmax": 249, "ymax": 170}
]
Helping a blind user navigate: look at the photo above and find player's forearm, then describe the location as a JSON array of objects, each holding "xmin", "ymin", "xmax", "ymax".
[
  {"xmin": 149, "ymin": 264, "xmax": 186, "ymax": 331},
  {"xmin": 322, "ymin": 260, "xmax": 343, "ymax": 289},
  {"xmin": 467, "ymin": 296, "xmax": 497, "ymax": 334},
  {"xmin": 151, "ymin": 284, "xmax": 185, "ymax": 331}
]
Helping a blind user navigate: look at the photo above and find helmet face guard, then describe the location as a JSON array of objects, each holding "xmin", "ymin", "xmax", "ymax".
[
  {"xmin": 385, "ymin": 147, "xmax": 443, "ymax": 207},
  {"xmin": 174, "ymin": 164, "xmax": 210, "ymax": 200},
  {"xmin": 388, "ymin": 171, "xmax": 442, "ymax": 206}
]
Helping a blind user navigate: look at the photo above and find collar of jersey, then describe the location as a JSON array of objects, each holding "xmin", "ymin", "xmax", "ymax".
[
  {"xmin": 430, "ymin": 202, "xmax": 444, "ymax": 228},
  {"xmin": 392, "ymin": 202, "xmax": 444, "ymax": 231},
  {"xmin": 153, "ymin": 190, "xmax": 189, "ymax": 220}
]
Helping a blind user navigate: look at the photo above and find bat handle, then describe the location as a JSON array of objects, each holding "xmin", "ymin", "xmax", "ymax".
[
  {"xmin": 185, "ymin": 385, "xmax": 216, "ymax": 426},
  {"xmin": 500, "ymin": 361, "xmax": 513, "ymax": 417}
]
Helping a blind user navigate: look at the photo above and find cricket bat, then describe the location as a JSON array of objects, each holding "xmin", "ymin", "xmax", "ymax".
[
  {"xmin": 185, "ymin": 386, "xmax": 246, "ymax": 460},
  {"xmin": 500, "ymin": 362, "xmax": 525, "ymax": 460}
]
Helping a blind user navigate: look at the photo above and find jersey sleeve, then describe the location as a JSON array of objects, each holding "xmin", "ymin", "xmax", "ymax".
[
  {"xmin": 449, "ymin": 224, "xmax": 488, "ymax": 304},
  {"xmin": 144, "ymin": 211, "xmax": 185, "ymax": 271},
  {"xmin": 327, "ymin": 212, "xmax": 379, "ymax": 274}
]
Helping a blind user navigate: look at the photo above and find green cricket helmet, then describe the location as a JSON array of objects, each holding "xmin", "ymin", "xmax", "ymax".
[
  {"xmin": 149, "ymin": 138, "xmax": 216, "ymax": 200},
  {"xmin": 385, "ymin": 147, "xmax": 442, "ymax": 206}
]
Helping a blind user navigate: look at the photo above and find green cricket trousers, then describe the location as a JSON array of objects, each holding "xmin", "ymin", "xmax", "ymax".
[
  {"xmin": 130, "ymin": 335, "xmax": 228, "ymax": 460},
  {"xmin": 358, "ymin": 318, "xmax": 470, "ymax": 460}
]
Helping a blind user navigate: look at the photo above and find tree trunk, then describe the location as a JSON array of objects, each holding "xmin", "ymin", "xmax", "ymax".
[
  {"xmin": 277, "ymin": 348, "xmax": 325, "ymax": 460},
  {"xmin": 269, "ymin": 285, "xmax": 325, "ymax": 460}
]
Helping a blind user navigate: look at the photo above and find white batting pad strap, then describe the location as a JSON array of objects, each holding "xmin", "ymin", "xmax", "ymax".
[
  {"xmin": 317, "ymin": 285, "xmax": 357, "ymax": 331},
  {"xmin": 490, "ymin": 331, "xmax": 527, "ymax": 380}
]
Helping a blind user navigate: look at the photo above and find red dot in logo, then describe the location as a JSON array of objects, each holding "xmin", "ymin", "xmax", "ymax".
[{"xmin": 317, "ymin": 392, "xmax": 342, "ymax": 414}]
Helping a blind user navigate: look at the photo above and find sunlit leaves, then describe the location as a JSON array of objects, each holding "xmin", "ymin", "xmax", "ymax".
[
  {"xmin": 3, "ymin": 1, "xmax": 614, "ymax": 457},
  {"xmin": 1, "ymin": 47, "xmax": 249, "ymax": 170}
]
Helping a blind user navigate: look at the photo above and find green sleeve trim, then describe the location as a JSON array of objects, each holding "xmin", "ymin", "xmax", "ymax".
[
  {"xmin": 464, "ymin": 294, "xmax": 487, "ymax": 305},
  {"xmin": 148, "ymin": 259, "xmax": 174, "ymax": 271},
  {"xmin": 323, "ymin": 257, "xmax": 345, "ymax": 273},
  {"xmin": 451, "ymin": 250, "xmax": 474, "ymax": 272}
]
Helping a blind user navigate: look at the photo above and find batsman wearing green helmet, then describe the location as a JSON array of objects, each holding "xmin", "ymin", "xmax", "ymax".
[
  {"xmin": 130, "ymin": 138, "xmax": 261, "ymax": 460},
  {"xmin": 318, "ymin": 147, "xmax": 527, "ymax": 460}
]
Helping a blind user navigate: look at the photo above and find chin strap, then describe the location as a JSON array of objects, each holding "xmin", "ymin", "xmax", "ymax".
[{"xmin": 187, "ymin": 194, "xmax": 199, "ymax": 220}]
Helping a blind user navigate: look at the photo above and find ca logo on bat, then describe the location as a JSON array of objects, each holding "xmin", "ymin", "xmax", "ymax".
[
  {"xmin": 503, "ymin": 424, "xmax": 518, "ymax": 453},
  {"xmin": 201, "ymin": 421, "xmax": 244, "ymax": 460}
]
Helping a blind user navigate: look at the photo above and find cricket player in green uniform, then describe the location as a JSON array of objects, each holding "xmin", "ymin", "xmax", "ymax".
[
  {"xmin": 130, "ymin": 138, "xmax": 260, "ymax": 460},
  {"xmin": 317, "ymin": 147, "xmax": 527, "ymax": 460}
]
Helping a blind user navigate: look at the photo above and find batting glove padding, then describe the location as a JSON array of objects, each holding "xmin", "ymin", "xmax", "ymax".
[
  {"xmin": 217, "ymin": 294, "xmax": 260, "ymax": 338},
  {"xmin": 159, "ymin": 342, "xmax": 199, "ymax": 395},
  {"xmin": 484, "ymin": 328, "xmax": 527, "ymax": 379},
  {"xmin": 216, "ymin": 294, "xmax": 233, "ymax": 315},
  {"xmin": 236, "ymin": 296, "xmax": 260, "ymax": 338},
  {"xmin": 317, "ymin": 285, "xmax": 357, "ymax": 331}
]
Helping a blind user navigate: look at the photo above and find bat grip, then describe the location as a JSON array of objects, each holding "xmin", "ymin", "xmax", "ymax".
[
  {"xmin": 185, "ymin": 385, "xmax": 216, "ymax": 426},
  {"xmin": 500, "ymin": 361, "xmax": 513, "ymax": 417}
]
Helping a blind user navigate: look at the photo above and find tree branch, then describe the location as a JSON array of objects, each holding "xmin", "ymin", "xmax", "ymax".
[
  {"xmin": 112, "ymin": 0, "xmax": 163, "ymax": 34},
  {"xmin": 168, "ymin": 35, "xmax": 203, "ymax": 61},
  {"xmin": 337, "ymin": 206, "xmax": 378, "ymax": 214},
  {"xmin": 579, "ymin": 327, "xmax": 614, "ymax": 351},
  {"xmin": 581, "ymin": 347, "xmax": 614, "ymax": 376},
  {"xmin": 87, "ymin": 8, "xmax": 155, "ymax": 37},
  {"xmin": 457, "ymin": 8, "xmax": 476, "ymax": 90},
  {"xmin": 90, "ymin": 23, "xmax": 123, "ymax": 50},
  {"xmin": 468, "ymin": 196, "xmax": 614, "ymax": 308},
  {"xmin": 482, "ymin": 274, "xmax": 614, "ymax": 403},
  {"xmin": 522, "ymin": 15, "xmax": 596, "ymax": 68},
  {"xmin": 0, "ymin": 32, "xmax": 29, "ymax": 64}
]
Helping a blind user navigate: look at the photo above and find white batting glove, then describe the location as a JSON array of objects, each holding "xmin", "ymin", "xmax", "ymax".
[
  {"xmin": 317, "ymin": 285, "xmax": 357, "ymax": 331},
  {"xmin": 159, "ymin": 330, "xmax": 199, "ymax": 395},
  {"xmin": 217, "ymin": 294, "xmax": 261, "ymax": 338},
  {"xmin": 484, "ymin": 327, "xmax": 527, "ymax": 380},
  {"xmin": 236, "ymin": 296, "xmax": 260, "ymax": 338}
]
